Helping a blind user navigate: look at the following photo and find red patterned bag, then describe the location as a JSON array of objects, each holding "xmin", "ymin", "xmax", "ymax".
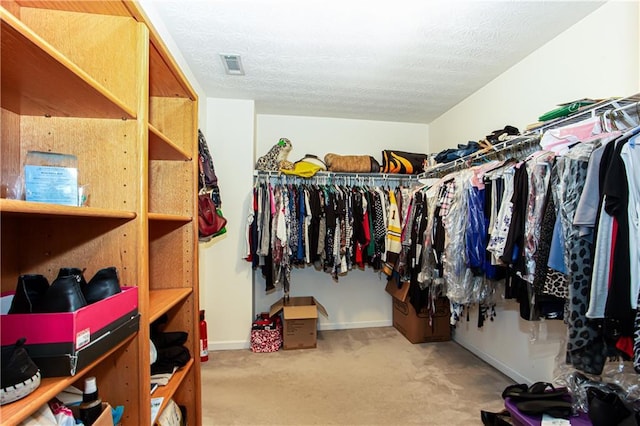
[{"xmin": 250, "ymin": 313, "xmax": 282, "ymax": 353}]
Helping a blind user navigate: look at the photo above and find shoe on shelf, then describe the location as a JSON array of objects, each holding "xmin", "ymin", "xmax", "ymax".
[
  {"xmin": 8, "ymin": 274, "xmax": 49, "ymax": 314},
  {"xmin": 0, "ymin": 338, "xmax": 41, "ymax": 405},
  {"xmin": 83, "ymin": 266, "xmax": 121, "ymax": 304},
  {"xmin": 38, "ymin": 274, "xmax": 87, "ymax": 313},
  {"xmin": 57, "ymin": 267, "xmax": 88, "ymax": 288}
]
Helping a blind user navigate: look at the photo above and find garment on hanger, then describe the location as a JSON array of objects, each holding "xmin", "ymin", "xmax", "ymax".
[{"xmin": 249, "ymin": 175, "xmax": 421, "ymax": 289}]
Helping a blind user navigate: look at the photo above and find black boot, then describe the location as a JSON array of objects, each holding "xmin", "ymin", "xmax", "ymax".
[
  {"xmin": 8, "ymin": 274, "xmax": 49, "ymax": 314},
  {"xmin": 83, "ymin": 266, "xmax": 121, "ymax": 304},
  {"xmin": 39, "ymin": 275, "xmax": 87, "ymax": 312},
  {"xmin": 57, "ymin": 267, "xmax": 87, "ymax": 288}
]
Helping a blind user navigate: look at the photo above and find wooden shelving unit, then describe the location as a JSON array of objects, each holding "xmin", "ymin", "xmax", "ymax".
[{"xmin": 0, "ymin": 1, "xmax": 201, "ymax": 424}]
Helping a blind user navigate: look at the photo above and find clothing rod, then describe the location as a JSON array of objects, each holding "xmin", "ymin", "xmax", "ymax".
[
  {"xmin": 254, "ymin": 170, "xmax": 421, "ymax": 180},
  {"xmin": 419, "ymin": 135, "xmax": 540, "ymax": 178},
  {"xmin": 419, "ymin": 94, "xmax": 640, "ymax": 179},
  {"xmin": 610, "ymin": 101, "xmax": 639, "ymax": 113}
]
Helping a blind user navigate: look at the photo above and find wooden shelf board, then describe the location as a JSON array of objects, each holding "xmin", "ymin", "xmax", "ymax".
[
  {"xmin": 14, "ymin": 1, "xmax": 132, "ymax": 17},
  {"xmin": 1, "ymin": 9, "xmax": 135, "ymax": 119},
  {"xmin": 149, "ymin": 288, "xmax": 192, "ymax": 323},
  {"xmin": 152, "ymin": 358, "xmax": 194, "ymax": 421},
  {"xmin": 0, "ymin": 333, "xmax": 136, "ymax": 426},
  {"xmin": 0, "ymin": 199, "xmax": 136, "ymax": 220},
  {"xmin": 149, "ymin": 124, "xmax": 191, "ymax": 161},
  {"xmin": 148, "ymin": 212, "xmax": 191, "ymax": 222},
  {"xmin": 148, "ymin": 41, "xmax": 195, "ymax": 100}
]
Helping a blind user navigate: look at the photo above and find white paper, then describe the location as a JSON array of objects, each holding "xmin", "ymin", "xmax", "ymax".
[
  {"xmin": 151, "ymin": 397, "xmax": 164, "ymax": 424},
  {"xmin": 541, "ymin": 414, "xmax": 570, "ymax": 426}
]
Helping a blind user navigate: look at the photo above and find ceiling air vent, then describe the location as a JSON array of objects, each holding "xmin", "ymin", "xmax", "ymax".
[{"xmin": 220, "ymin": 54, "xmax": 244, "ymax": 75}]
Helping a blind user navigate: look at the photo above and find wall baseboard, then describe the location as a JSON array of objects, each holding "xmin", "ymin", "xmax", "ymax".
[
  {"xmin": 209, "ymin": 321, "xmax": 394, "ymax": 351},
  {"xmin": 318, "ymin": 320, "xmax": 392, "ymax": 331},
  {"xmin": 453, "ymin": 337, "xmax": 532, "ymax": 385},
  {"xmin": 209, "ymin": 340, "xmax": 251, "ymax": 351}
]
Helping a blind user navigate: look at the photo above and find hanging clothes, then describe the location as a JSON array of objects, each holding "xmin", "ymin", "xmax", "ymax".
[{"xmin": 249, "ymin": 175, "xmax": 420, "ymax": 289}]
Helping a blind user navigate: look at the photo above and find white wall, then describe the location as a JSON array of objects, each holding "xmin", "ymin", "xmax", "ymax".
[
  {"xmin": 254, "ymin": 116, "xmax": 429, "ymax": 332},
  {"xmin": 429, "ymin": 1, "xmax": 639, "ymax": 154},
  {"xmin": 201, "ymin": 99, "xmax": 256, "ymax": 349},
  {"xmin": 429, "ymin": 1, "xmax": 639, "ymax": 384},
  {"xmin": 256, "ymin": 115, "xmax": 429, "ymax": 161}
]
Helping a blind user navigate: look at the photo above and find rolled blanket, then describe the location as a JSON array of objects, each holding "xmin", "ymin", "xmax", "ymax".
[{"xmin": 324, "ymin": 153, "xmax": 380, "ymax": 173}]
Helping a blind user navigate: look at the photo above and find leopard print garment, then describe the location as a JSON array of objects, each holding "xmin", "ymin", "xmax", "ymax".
[
  {"xmin": 556, "ymin": 155, "xmax": 606, "ymax": 375},
  {"xmin": 255, "ymin": 138, "xmax": 292, "ymax": 171},
  {"xmin": 543, "ymin": 269, "xmax": 569, "ymax": 298},
  {"xmin": 532, "ymin": 165, "xmax": 569, "ymax": 299}
]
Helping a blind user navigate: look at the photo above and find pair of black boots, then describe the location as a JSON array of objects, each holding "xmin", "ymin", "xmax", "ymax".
[{"xmin": 8, "ymin": 267, "xmax": 121, "ymax": 314}]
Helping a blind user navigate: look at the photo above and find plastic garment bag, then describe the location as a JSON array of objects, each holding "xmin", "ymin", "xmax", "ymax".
[
  {"xmin": 417, "ymin": 185, "xmax": 441, "ymax": 289},
  {"xmin": 443, "ymin": 170, "xmax": 479, "ymax": 304}
]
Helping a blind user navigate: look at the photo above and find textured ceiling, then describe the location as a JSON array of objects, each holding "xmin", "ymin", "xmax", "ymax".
[{"xmin": 151, "ymin": 0, "xmax": 604, "ymax": 124}]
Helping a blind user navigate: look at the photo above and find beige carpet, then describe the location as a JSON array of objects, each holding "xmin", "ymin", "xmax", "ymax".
[{"xmin": 201, "ymin": 326, "xmax": 514, "ymax": 425}]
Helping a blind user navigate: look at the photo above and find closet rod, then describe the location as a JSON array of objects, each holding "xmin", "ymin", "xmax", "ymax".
[
  {"xmin": 419, "ymin": 135, "xmax": 540, "ymax": 178},
  {"xmin": 419, "ymin": 93, "xmax": 640, "ymax": 179},
  {"xmin": 254, "ymin": 170, "xmax": 421, "ymax": 181},
  {"xmin": 609, "ymin": 101, "xmax": 639, "ymax": 114}
]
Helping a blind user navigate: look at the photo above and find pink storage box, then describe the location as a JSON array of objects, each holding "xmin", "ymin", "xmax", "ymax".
[{"xmin": 1, "ymin": 286, "xmax": 139, "ymax": 377}]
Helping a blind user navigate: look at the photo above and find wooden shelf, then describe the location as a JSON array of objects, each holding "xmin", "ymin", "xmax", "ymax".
[
  {"xmin": 152, "ymin": 358, "xmax": 194, "ymax": 422},
  {"xmin": 0, "ymin": 333, "xmax": 136, "ymax": 426},
  {"xmin": 149, "ymin": 124, "xmax": 191, "ymax": 161},
  {"xmin": 148, "ymin": 42, "xmax": 195, "ymax": 100},
  {"xmin": 14, "ymin": 1, "xmax": 132, "ymax": 16},
  {"xmin": 148, "ymin": 212, "xmax": 192, "ymax": 222},
  {"xmin": 0, "ymin": 1, "xmax": 200, "ymax": 423},
  {"xmin": 0, "ymin": 8, "xmax": 135, "ymax": 119},
  {"xmin": 0, "ymin": 199, "xmax": 136, "ymax": 220},
  {"xmin": 149, "ymin": 288, "xmax": 193, "ymax": 323}
]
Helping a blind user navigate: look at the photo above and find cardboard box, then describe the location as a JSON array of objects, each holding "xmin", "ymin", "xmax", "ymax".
[
  {"xmin": 385, "ymin": 279, "xmax": 451, "ymax": 344},
  {"xmin": 269, "ymin": 296, "xmax": 328, "ymax": 350},
  {"xmin": 1, "ymin": 287, "xmax": 139, "ymax": 377}
]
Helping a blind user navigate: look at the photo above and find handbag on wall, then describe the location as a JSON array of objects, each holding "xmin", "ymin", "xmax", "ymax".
[
  {"xmin": 198, "ymin": 192, "xmax": 227, "ymax": 241},
  {"xmin": 197, "ymin": 130, "xmax": 227, "ymax": 241}
]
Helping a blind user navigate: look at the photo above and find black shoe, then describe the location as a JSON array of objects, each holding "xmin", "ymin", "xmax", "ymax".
[
  {"xmin": 57, "ymin": 267, "xmax": 88, "ymax": 288},
  {"xmin": 83, "ymin": 266, "xmax": 121, "ymax": 304},
  {"xmin": 8, "ymin": 275, "xmax": 49, "ymax": 314},
  {"xmin": 481, "ymin": 409, "xmax": 512, "ymax": 425},
  {"xmin": 0, "ymin": 338, "xmax": 41, "ymax": 405},
  {"xmin": 38, "ymin": 274, "xmax": 88, "ymax": 312}
]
